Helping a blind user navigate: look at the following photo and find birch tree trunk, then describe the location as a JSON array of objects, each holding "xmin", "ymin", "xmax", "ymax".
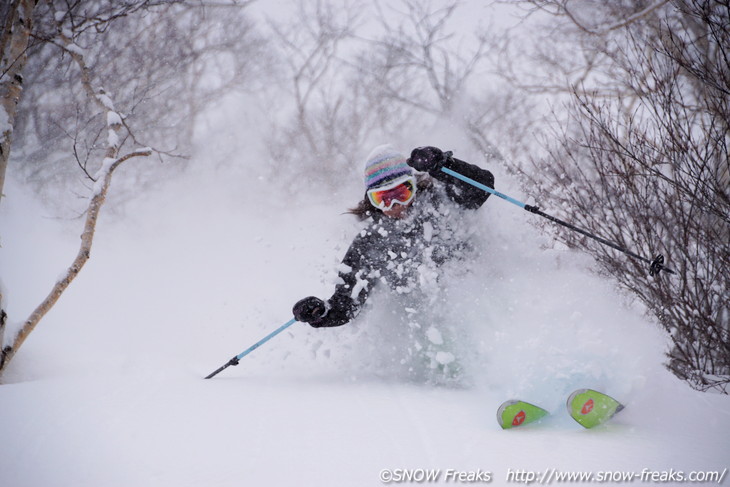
[
  {"xmin": 0, "ymin": 0, "xmax": 37, "ymax": 206},
  {"xmin": 0, "ymin": 0, "xmax": 38, "ymax": 367}
]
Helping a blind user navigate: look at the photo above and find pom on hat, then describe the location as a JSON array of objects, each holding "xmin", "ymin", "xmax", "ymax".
[{"xmin": 363, "ymin": 144, "xmax": 413, "ymax": 190}]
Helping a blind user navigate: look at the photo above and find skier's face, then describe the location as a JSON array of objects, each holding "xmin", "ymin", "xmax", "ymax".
[{"xmin": 382, "ymin": 200, "xmax": 411, "ymax": 219}]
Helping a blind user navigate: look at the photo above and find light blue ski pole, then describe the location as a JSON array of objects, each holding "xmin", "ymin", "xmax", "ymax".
[
  {"xmin": 205, "ymin": 318, "xmax": 298, "ymax": 379},
  {"xmin": 440, "ymin": 165, "xmax": 674, "ymax": 276},
  {"xmin": 441, "ymin": 166, "xmax": 529, "ymax": 208}
]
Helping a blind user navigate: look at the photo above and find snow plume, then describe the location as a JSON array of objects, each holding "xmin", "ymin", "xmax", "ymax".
[
  {"xmin": 279, "ymin": 185, "xmax": 667, "ymax": 398},
  {"xmin": 304, "ymin": 196, "xmax": 494, "ymax": 385},
  {"xmin": 448, "ymin": 208, "xmax": 667, "ymax": 405}
]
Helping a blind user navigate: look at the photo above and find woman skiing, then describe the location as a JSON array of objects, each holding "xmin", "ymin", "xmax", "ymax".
[{"xmin": 292, "ymin": 145, "xmax": 495, "ymax": 333}]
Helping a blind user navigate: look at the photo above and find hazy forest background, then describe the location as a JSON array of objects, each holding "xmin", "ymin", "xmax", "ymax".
[{"xmin": 1, "ymin": 0, "xmax": 728, "ymax": 393}]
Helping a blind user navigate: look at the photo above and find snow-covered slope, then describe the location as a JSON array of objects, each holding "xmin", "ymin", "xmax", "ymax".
[{"xmin": 1, "ymin": 159, "xmax": 728, "ymax": 486}]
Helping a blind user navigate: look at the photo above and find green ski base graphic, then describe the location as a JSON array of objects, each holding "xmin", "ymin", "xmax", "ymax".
[
  {"xmin": 497, "ymin": 400, "xmax": 549, "ymax": 429},
  {"xmin": 497, "ymin": 389, "xmax": 625, "ymax": 430},
  {"xmin": 567, "ymin": 388, "xmax": 625, "ymax": 429}
]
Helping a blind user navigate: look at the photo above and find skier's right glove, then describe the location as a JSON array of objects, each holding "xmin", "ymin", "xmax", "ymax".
[
  {"xmin": 407, "ymin": 146, "xmax": 450, "ymax": 174},
  {"xmin": 292, "ymin": 296, "xmax": 327, "ymax": 326}
]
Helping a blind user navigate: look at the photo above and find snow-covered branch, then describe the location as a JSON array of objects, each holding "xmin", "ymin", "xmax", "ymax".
[{"xmin": 54, "ymin": 32, "xmax": 125, "ymax": 161}]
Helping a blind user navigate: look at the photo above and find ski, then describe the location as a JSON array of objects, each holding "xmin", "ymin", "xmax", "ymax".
[
  {"xmin": 497, "ymin": 400, "xmax": 549, "ymax": 429},
  {"xmin": 566, "ymin": 388, "xmax": 625, "ymax": 429},
  {"xmin": 497, "ymin": 389, "xmax": 625, "ymax": 429}
]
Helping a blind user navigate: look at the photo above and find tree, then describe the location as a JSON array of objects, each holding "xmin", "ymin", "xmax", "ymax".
[
  {"xmin": 500, "ymin": 0, "xmax": 729, "ymax": 392},
  {"xmin": 0, "ymin": 0, "xmax": 262, "ymax": 376}
]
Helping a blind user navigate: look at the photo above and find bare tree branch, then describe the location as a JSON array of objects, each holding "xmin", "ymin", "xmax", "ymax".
[{"xmin": 562, "ymin": 0, "xmax": 671, "ymax": 36}]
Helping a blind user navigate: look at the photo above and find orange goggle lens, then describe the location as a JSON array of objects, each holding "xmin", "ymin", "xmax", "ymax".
[{"xmin": 367, "ymin": 177, "xmax": 416, "ymax": 210}]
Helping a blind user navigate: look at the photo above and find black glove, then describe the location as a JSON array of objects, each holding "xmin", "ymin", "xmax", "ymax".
[
  {"xmin": 407, "ymin": 146, "xmax": 450, "ymax": 173},
  {"xmin": 292, "ymin": 296, "xmax": 327, "ymax": 324}
]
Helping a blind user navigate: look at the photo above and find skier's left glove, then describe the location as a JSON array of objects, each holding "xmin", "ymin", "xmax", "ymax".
[
  {"xmin": 407, "ymin": 146, "xmax": 451, "ymax": 174},
  {"xmin": 292, "ymin": 296, "xmax": 327, "ymax": 326}
]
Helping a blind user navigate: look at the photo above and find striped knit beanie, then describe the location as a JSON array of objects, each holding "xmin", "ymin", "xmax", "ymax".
[{"xmin": 363, "ymin": 145, "xmax": 413, "ymax": 190}]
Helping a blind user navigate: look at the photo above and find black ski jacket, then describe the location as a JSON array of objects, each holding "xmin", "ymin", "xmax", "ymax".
[{"xmin": 309, "ymin": 157, "xmax": 494, "ymax": 328}]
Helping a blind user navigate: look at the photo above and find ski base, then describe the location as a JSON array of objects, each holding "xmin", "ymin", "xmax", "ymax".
[
  {"xmin": 567, "ymin": 388, "xmax": 625, "ymax": 429},
  {"xmin": 497, "ymin": 400, "xmax": 549, "ymax": 429}
]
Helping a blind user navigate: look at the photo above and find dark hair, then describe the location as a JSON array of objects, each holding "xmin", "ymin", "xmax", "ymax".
[{"xmin": 346, "ymin": 174, "xmax": 433, "ymax": 220}]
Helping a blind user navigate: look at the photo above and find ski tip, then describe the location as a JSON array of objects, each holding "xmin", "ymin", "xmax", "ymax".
[
  {"xmin": 567, "ymin": 389, "xmax": 625, "ymax": 429},
  {"xmin": 497, "ymin": 400, "xmax": 549, "ymax": 430},
  {"xmin": 496, "ymin": 400, "xmax": 518, "ymax": 429}
]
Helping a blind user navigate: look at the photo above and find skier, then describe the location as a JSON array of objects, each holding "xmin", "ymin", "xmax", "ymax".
[{"xmin": 292, "ymin": 145, "xmax": 495, "ymax": 331}]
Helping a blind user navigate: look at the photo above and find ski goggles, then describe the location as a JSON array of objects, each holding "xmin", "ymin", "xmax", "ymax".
[{"xmin": 367, "ymin": 175, "xmax": 417, "ymax": 210}]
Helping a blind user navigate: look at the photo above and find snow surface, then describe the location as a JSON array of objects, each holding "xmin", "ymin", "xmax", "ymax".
[{"xmin": 1, "ymin": 156, "xmax": 728, "ymax": 486}]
